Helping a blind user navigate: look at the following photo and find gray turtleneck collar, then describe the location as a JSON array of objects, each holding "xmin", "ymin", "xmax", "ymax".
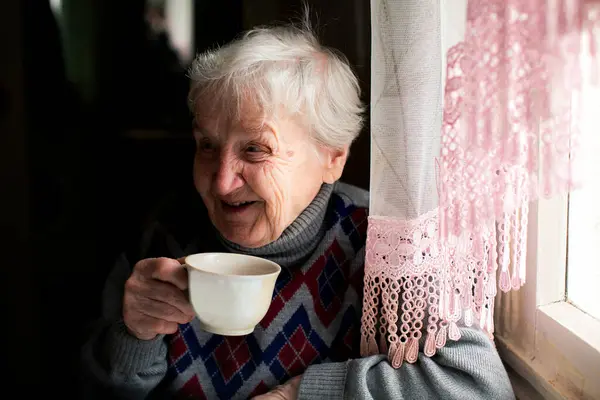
[{"xmin": 217, "ymin": 184, "xmax": 334, "ymax": 269}]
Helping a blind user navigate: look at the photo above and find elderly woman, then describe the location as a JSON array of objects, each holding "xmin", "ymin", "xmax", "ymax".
[{"xmin": 81, "ymin": 21, "xmax": 514, "ymax": 400}]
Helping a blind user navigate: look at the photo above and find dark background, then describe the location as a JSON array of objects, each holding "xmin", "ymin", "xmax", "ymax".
[{"xmin": 0, "ymin": 0, "xmax": 370, "ymax": 396}]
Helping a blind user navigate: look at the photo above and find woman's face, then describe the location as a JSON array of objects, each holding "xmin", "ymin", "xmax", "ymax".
[{"xmin": 193, "ymin": 113, "xmax": 347, "ymax": 248}]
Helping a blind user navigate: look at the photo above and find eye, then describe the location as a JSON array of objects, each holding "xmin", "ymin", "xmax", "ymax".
[
  {"xmin": 197, "ymin": 138, "xmax": 216, "ymax": 154},
  {"xmin": 193, "ymin": 125, "xmax": 220, "ymax": 158},
  {"xmin": 243, "ymin": 143, "xmax": 270, "ymax": 161}
]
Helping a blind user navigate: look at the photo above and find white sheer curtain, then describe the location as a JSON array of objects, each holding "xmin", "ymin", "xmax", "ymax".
[
  {"xmin": 361, "ymin": 0, "xmax": 466, "ymax": 367},
  {"xmin": 362, "ymin": 0, "xmax": 600, "ymax": 367}
]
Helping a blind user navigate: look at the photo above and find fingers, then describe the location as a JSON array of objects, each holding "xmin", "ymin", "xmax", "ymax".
[
  {"xmin": 141, "ymin": 281, "xmax": 195, "ymax": 318},
  {"xmin": 251, "ymin": 376, "xmax": 302, "ymax": 400},
  {"xmin": 151, "ymin": 258, "xmax": 189, "ymax": 291},
  {"xmin": 125, "ymin": 257, "xmax": 195, "ymax": 340},
  {"xmin": 135, "ymin": 295, "xmax": 194, "ymax": 324},
  {"xmin": 287, "ymin": 376, "xmax": 302, "ymax": 386},
  {"xmin": 124, "ymin": 314, "xmax": 179, "ymax": 340},
  {"xmin": 251, "ymin": 390, "xmax": 288, "ymax": 400},
  {"xmin": 125, "ymin": 274, "xmax": 195, "ymax": 317},
  {"xmin": 138, "ymin": 257, "xmax": 189, "ymax": 291}
]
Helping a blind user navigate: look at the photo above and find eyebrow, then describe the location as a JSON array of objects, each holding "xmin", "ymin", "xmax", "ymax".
[
  {"xmin": 192, "ymin": 119, "xmax": 276, "ymax": 140},
  {"xmin": 192, "ymin": 121, "xmax": 215, "ymax": 138},
  {"xmin": 242, "ymin": 120, "xmax": 264, "ymax": 132},
  {"xmin": 246, "ymin": 123, "xmax": 276, "ymax": 139}
]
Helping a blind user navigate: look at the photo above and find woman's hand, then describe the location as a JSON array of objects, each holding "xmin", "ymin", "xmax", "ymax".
[
  {"xmin": 251, "ymin": 376, "xmax": 301, "ymax": 400},
  {"xmin": 123, "ymin": 257, "xmax": 195, "ymax": 340}
]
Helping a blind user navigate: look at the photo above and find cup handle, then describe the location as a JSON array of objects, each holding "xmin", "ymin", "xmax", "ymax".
[{"xmin": 178, "ymin": 258, "xmax": 191, "ymax": 300}]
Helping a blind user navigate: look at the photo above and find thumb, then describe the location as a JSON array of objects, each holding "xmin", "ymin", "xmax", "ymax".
[
  {"xmin": 177, "ymin": 256, "xmax": 187, "ymax": 264},
  {"xmin": 148, "ymin": 257, "xmax": 189, "ymax": 291}
]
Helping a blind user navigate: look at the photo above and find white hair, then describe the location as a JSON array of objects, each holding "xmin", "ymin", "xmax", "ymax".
[{"xmin": 187, "ymin": 18, "xmax": 364, "ymax": 149}]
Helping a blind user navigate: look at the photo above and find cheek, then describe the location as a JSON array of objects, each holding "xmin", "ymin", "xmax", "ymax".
[
  {"xmin": 244, "ymin": 162, "xmax": 291, "ymax": 201},
  {"xmin": 193, "ymin": 158, "xmax": 212, "ymax": 191}
]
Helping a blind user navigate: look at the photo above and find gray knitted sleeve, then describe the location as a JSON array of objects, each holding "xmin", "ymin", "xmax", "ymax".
[
  {"xmin": 298, "ymin": 327, "xmax": 515, "ymax": 400},
  {"xmin": 80, "ymin": 253, "xmax": 168, "ymax": 400}
]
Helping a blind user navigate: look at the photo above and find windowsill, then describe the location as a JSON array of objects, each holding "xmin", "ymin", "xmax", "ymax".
[
  {"xmin": 497, "ymin": 337, "xmax": 564, "ymax": 400},
  {"xmin": 537, "ymin": 301, "xmax": 600, "ymax": 371},
  {"xmin": 504, "ymin": 362, "xmax": 546, "ymax": 400},
  {"xmin": 496, "ymin": 301, "xmax": 600, "ymax": 400}
]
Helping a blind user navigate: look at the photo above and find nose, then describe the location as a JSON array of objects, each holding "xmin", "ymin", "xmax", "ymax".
[{"xmin": 213, "ymin": 152, "xmax": 244, "ymax": 196}]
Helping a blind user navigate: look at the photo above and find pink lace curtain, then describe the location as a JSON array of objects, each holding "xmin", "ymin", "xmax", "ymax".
[{"xmin": 361, "ymin": 0, "xmax": 600, "ymax": 368}]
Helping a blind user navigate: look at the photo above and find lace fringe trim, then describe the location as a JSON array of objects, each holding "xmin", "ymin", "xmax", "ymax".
[{"xmin": 359, "ymin": 208, "xmax": 526, "ymax": 367}]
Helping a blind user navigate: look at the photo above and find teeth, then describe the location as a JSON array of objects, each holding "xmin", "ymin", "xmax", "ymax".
[{"xmin": 227, "ymin": 201, "xmax": 252, "ymax": 206}]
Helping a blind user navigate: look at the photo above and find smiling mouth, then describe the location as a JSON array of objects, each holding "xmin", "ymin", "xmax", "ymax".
[{"xmin": 220, "ymin": 200, "xmax": 259, "ymax": 214}]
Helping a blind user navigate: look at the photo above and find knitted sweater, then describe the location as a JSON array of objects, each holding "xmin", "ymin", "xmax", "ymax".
[{"xmin": 81, "ymin": 182, "xmax": 515, "ymax": 400}]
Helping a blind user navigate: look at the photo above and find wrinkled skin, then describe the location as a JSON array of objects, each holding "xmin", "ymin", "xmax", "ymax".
[
  {"xmin": 251, "ymin": 376, "xmax": 302, "ymax": 400},
  {"xmin": 123, "ymin": 257, "xmax": 195, "ymax": 340},
  {"xmin": 193, "ymin": 112, "xmax": 348, "ymax": 248},
  {"xmin": 123, "ymin": 110, "xmax": 347, "ymax": 400},
  {"xmin": 123, "ymin": 111, "xmax": 348, "ymax": 339}
]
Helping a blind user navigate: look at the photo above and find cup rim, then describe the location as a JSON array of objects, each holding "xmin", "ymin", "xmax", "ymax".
[{"xmin": 184, "ymin": 252, "xmax": 281, "ymax": 279}]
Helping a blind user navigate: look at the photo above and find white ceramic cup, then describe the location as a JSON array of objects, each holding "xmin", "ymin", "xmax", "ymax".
[{"xmin": 184, "ymin": 252, "xmax": 281, "ymax": 336}]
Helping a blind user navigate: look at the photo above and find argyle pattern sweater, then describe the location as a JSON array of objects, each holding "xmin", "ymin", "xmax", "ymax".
[
  {"xmin": 160, "ymin": 187, "xmax": 368, "ymax": 399},
  {"xmin": 82, "ymin": 182, "xmax": 369, "ymax": 399},
  {"xmin": 81, "ymin": 182, "xmax": 515, "ymax": 400}
]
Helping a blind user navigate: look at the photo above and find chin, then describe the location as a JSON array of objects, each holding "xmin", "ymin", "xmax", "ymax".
[
  {"xmin": 219, "ymin": 225, "xmax": 270, "ymax": 248},
  {"xmin": 236, "ymin": 238, "xmax": 268, "ymax": 249}
]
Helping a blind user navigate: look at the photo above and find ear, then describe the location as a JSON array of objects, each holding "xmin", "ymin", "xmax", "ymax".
[{"xmin": 321, "ymin": 146, "xmax": 349, "ymax": 184}]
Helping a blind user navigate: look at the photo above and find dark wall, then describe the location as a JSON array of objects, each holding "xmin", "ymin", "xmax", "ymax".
[{"xmin": 0, "ymin": 0, "xmax": 37, "ymax": 389}]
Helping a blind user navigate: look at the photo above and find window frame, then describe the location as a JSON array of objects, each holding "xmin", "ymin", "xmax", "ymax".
[{"xmin": 495, "ymin": 194, "xmax": 600, "ymax": 399}]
